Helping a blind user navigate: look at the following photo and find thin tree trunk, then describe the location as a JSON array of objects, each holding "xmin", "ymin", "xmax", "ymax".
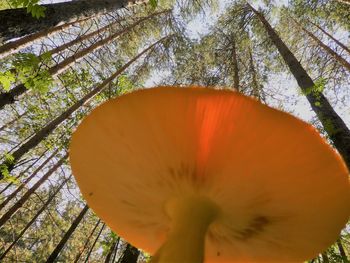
[
  {"xmin": 0, "ymin": 34, "xmax": 171, "ymax": 180},
  {"xmin": 0, "ymin": 17, "xmax": 91, "ymax": 59},
  {"xmin": 74, "ymin": 219, "xmax": 101, "ymax": 263},
  {"xmin": 119, "ymin": 244, "xmax": 140, "ymax": 263},
  {"xmin": 111, "ymin": 240, "xmax": 120, "ymax": 262},
  {"xmin": 337, "ymin": 239, "xmax": 349, "ymax": 262},
  {"xmin": 321, "ymin": 252, "xmax": 330, "ymax": 263},
  {"xmin": 0, "ymin": 111, "xmax": 28, "ymax": 132},
  {"xmin": 83, "ymin": 223, "xmax": 106, "ymax": 262},
  {"xmin": 0, "ymin": 175, "xmax": 71, "ymax": 260},
  {"xmin": 48, "ymin": 16, "xmax": 127, "ymax": 56},
  {"xmin": 0, "ymin": 9, "xmax": 169, "ymax": 110},
  {"xmin": 0, "ymin": 0, "xmax": 144, "ymax": 42},
  {"xmin": 291, "ymin": 17, "xmax": 350, "ymax": 72},
  {"xmin": 0, "ymin": 148, "xmax": 48, "ymax": 195},
  {"xmin": 307, "ymin": 19, "xmax": 350, "ymax": 55},
  {"xmin": 0, "ymin": 154, "xmax": 67, "ymax": 227},
  {"xmin": 247, "ymin": 3, "xmax": 350, "ymax": 168},
  {"xmin": 104, "ymin": 237, "xmax": 120, "ymax": 263},
  {"xmin": 248, "ymin": 45, "xmax": 260, "ymax": 100},
  {"xmin": 232, "ymin": 38, "xmax": 240, "ymax": 91},
  {"xmin": 0, "ymin": 150, "xmax": 58, "ymax": 211},
  {"xmin": 45, "ymin": 204, "xmax": 89, "ymax": 262}
]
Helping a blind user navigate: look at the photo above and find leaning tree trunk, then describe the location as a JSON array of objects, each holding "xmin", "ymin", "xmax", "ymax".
[
  {"xmin": 248, "ymin": 45, "xmax": 261, "ymax": 100},
  {"xmin": 307, "ymin": 19, "xmax": 350, "ymax": 55},
  {"xmin": 0, "ymin": 155, "xmax": 67, "ymax": 228},
  {"xmin": 0, "ymin": 175, "xmax": 71, "ymax": 260},
  {"xmin": 0, "ymin": 17, "xmax": 90, "ymax": 59},
  {"xmin": 73, "ymin": 219, "xmax": 101, "ymax": 263},
  {"xmin": 0, "ymin": 9, "xmax": 169, "ymax": 110},
  {"xmin": 0, "ymin": 0, "xmax": 145, "ymax": 42},
  {"xmin": 0, "ymin": 148, "xmax": 48, "ymax": 195},
  {"xmin": 321, "ymin": 252, "xmax": 330, "ymax": 263},
  {"xmin": 104, "ymin": 237, "xmax": 120, "ymax": 263},
  {"xmin": 232, "ymin": 38, "xmax": 240, "ymax": 91},
  {"xmin": 83, "ymin": 224, "xmax": 106, "ymax": 262},
  {"xmin": 247, "ymin": 3, "xmax": 350, "ymax": 169},
  {"xmin": 336, "ymin": 239, "xmax": 349, "ymax": 262},
  {"xmin": 120, "ymin": 244, "xmax": 140, "ymax": 263},
  {"xmin": 45, "ymin": 204, "xmax": 89, "ymax": 262},
  {"xmin": 0, "ymin": 34, "xmax": 171, "ymax": 180},
  {"xmin": 291, "ymin": 17, "xmax": 350, "ymax": 72},
  {"xmin": 0, "ymin": 150, "xmax": 58, "ymax": 211},
  {"xmin": 0, "ymin": 111, "xmax": 28, "ymax": 132}
]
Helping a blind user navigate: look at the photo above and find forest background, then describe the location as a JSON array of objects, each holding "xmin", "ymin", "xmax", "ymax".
[{"xmin": 0, "ymin": 0, "xmax": 349, "ymax": 262}]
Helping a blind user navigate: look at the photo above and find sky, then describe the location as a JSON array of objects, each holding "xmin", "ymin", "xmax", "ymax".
[{"xmin": 144, "ymin": 0, "xmax": 350, "ymax": 128}]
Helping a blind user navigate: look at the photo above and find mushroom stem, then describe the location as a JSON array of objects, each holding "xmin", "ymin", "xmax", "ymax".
[{"xmin": 152, "ymin": 197, "xmax": 219, "ymax": 263}]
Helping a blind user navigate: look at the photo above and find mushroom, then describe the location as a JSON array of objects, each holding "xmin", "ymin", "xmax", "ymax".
[{"xmin": 69, "ymin": 86, "xmax": 350, "ymax": 263}]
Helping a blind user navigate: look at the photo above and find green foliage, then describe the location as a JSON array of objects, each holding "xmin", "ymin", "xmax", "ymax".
[
  {"xmin": 149, "ymin": 0, "xmax": 158, "ymax": 8},
  {"xmin": 9, "ymin": 0, "xmax": 46, "ymax": 18},
  {"xmin": 301, "ymin": 78, "xmax": 327, "ymax": 107},
  {"xmin": 118, "ymin": 74, "xmax": 134, "ymax": 95},
  {"xmin": 0, "ymin": 153, "xmax": 20, "ymax": 184},
  {"xmin": 0, "ymin": 52, "xmax": 54, "ymax": 93},
  {"xmin": 0, "ymin": 71, "xmax": 16, "ymax": 91}
]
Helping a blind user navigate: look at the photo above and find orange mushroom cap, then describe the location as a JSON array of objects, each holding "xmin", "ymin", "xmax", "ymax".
[{"xmin": 69, "ymin": 86, "xmax": 350, "ymax": 262}]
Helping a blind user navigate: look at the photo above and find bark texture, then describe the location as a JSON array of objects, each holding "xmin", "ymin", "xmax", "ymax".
[
  {"xmin": 308, "ymin": 19, "xmax": 350, "ymax": 55},
  {"xmin": 248, "ymin": 3, "xmax": 350, "ymax": 169},
  {"xmin": 83, "ymin": 224, "xmax": 106, "ymax": 262},
  {"xmin": 232, "ymin": 39, "xmax": 240, "ymax": 91},
  {"xmin": 0, "ymin": 175, "xmax": 71, "ymax": 260},
  {"xmin": 336, "ymin": 239, "xmax": 349, "ymax": 262},
  {"xmin": 120, "ymin": 244, "xmax": 140, "ymax": 263},
  {"xmin": 0, "ymin": 34, "xmax": 170, "ymax": 179},
  {"xmin": 0, "ymin": 155, "xmax": 67, "ymax": 228},
  {"xmin": 0, "ymin": 150, "xmax": 58, "ymax": 211},
  {"xmin": 0, "ymin": 9, "xmax": 169, "ymax": 110},
  {"xmin": 104, "ymin": 238, "xmax": 120, "ymax": 263},
  {"xmin": 292, "ymin": 17, "xmax": 350, "ymax": 72},
  {"xmin": 0, "ymin": 0, "xmax": 138, "ymax": 42},
  {"xmin": 0, "ymin": 18, "xmax": 90, "ymax": 59},
  {"xmin": 74, "ymin": 219, "xmax": 101, "ymax": 263},
  {"xmin": 248, "ymin": 45, "xmax": 260, "ymax": 100},
  {"xmin": 45, "ymin": 205, "xmax": 89, "ymax": 262}
]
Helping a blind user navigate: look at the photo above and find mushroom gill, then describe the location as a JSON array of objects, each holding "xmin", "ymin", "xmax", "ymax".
[{"xmin": 69, "ymin": 86, "xmax": 350, "ymax": 263}]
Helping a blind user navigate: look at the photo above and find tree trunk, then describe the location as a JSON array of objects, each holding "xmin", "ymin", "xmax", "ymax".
[
  {"xmin": 337, "ymin": 239, "xmax": 349, "ymax": 262},
  {"xmin": 0, "ymin": 17, "xmax": 91, "ymax": 59},
  {"xmin": 0, "ymin": 34, "xmax": 171, "ymax": 180},
  {"xmin": 248, "ymin": 45, "xmax": 260, "ymax": 100},
  {"xmin": 0, "ymin": 111, "xmax": 28, "ymax": 132},
  {"xmin": 83, "ymin": 224, "xmax": 106, "ymax": 262},
  {"xmin": 0, "ymin": 149, "xmax": 48, "ymax": 195},
  {"xmin": 0, "ymin": 9, "xmax": 169, "ymax": 110},
  {"xmin": 0, "ymin": 150, "xmax": 58, "ymax": 211},
  {"xmin": 247, "ymin": 3, "xmax": 350, "ymax": 169},
  {"xmin": 0, "ymin": 0, "xmax": 144, "ymax": 42},
  {"xmin": 232, "ymin": 38, "xmax": 240, "ymax": 91},
  {"xmin": 0, "ymin": 154, "xmax": 67, "ymax": 228},
  {"xmin": 104, "ymin": 237, "xmax": 120, "ymax": 263},
  {"xmin": 321, "ymin": 253, "xmax": 330, "ymax": 263},
  {"xmin": 48, "ymin": 16, "xmax": 127, "ymax": 56},
  {"xmin": 74, "ymin": 219, "xmax": 101, "ymax": 263},
  {"xmin": 308, "ymin": 19, "xmax": 350, "ymax": 55},
  {"xmin": 291, "ymin": 17, "xmax": 350, "ymax": 72},
  {"xmin": 0, "ymin": 175, "xmax": 71, "ymax": 260},
  {"xmin": 45, "ymin": 204, "xmax": 89, "ymax": 262},
  {"xmin": 119, "ymin": 244, "xmax": 140, "ymax": 263}
]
